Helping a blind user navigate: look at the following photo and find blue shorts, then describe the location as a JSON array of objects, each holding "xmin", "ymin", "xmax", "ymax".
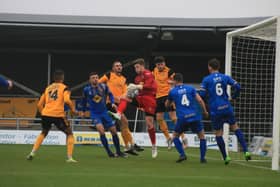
[
  {"xmin": 174, "ymin": 118, "xmax": 204, "ymax": 134},
  {"xmin": 91, "ymin": 112, "xmax": 115, "ymax": 129},
  {"xmin": 210, "ymin": 111, "xmax": 236, "ymax": 130}
]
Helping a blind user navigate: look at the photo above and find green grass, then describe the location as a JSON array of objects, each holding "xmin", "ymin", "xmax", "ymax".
[{"xmin": 0, "ymin": 144, "xmax": 279, "ymax": 187}]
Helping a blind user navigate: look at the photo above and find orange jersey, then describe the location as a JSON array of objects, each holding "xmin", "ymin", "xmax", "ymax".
[
  {"xmin": 99, "ymin": 72, "xmax": 127, "ymax": 100},
  {"xmin": 153, "ymin": 66, "xmax": 175, "ymax": 98},
  {"xmin": 38, "ymin": 82, "xmax": 75, "ymax": 117}
]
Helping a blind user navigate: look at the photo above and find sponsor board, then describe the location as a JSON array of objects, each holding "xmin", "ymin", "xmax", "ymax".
[
  {"xmin": 0, "ymin": 130, "xmax": 237, "ymax": 151},
  {"xmin": 133, "ymin": 133, "xmax": 238, "ymax": 152},
  {"xmin": 74, "ymin": 132, "xmax": 124, "ymax": 145},
  {"xmin": 0, "ymin": 130, "xmax": 66, "ymax": 145}
]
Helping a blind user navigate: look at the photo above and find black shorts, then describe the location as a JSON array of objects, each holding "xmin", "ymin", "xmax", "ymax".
[
  {"xmin": 156, "ymin": 96, "xmax": 175, "ymax": 113},
  {"xmin": 41, "ymin": 116, "xmax": 70, "ymax": 131}
]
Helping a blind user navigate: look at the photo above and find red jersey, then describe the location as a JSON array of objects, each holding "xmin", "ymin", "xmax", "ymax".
[{"xmin": 134, "ymin": 69, "xmax": 157, "ymax": 96}]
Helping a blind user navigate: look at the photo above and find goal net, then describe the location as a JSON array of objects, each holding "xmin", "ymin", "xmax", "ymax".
[{"xmin": 225, "ymin": 16, "xmax": 280, "ymax": 171}]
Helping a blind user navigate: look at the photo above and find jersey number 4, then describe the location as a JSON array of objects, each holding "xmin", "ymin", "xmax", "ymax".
[
  {"xmin": 181, "ymin": 94, "xmax": 190, "ymax": 106},
  {"xmin": 48, "ymin": 89, "xmax": 58, "ymax": 100}
]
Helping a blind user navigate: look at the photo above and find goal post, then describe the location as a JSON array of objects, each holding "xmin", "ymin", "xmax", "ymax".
[{"xmin": 225, "ymin": 16, "xmax": 280, "ymax": 171}]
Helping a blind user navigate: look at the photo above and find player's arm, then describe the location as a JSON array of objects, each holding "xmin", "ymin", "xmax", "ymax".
[
  {"xmin": 165, "ymin": 90, "xmax": 174, "ymax": 108},
  {"xmin": 195, "ymin": 92, "xmax": 209, "ymax": 118},
  {"xmin": 167, "ymin": 69, "xmax": 175, "ymax": 86},
  {"xmin": 63, "ymin": 88, "xmax": 76, "ymax": 115},
  {"xmin": 0, "ymin": 76, "xmax": 12, "ymax": 89},
  {"xmin": 227, "ymin": 76, "xmax": 241, "ymax": 99},
  {"xmin": 37, "ymin": 93, "xmax": 46, "ymax": 113},
  {"xmin": 198, "ymin": 78, "xmax": 207, "ymax": 99},
  {"xmin": 105, "ymin": 84, "xmax": 117, "ymax": 110},
  {"xmin": 98, "ymin": 73, "xmax": 109, "ymax": 83}
]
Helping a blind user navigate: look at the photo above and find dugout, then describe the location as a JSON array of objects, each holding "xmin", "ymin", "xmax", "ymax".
[{"xmin": 0, "ymin": 13, "xmax": 267, "ymax": 131}]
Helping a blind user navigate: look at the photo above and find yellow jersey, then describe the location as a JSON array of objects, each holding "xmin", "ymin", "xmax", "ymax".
[
  {"xmin": 38, "ymin": 82, "xmax": 75, "ymax": 117},
  {"xmin": 153, "ymin": 66, "xmax": 175, "ymax": 98},
  {"xmin": 99, "ymin": 72, "xmax": 127, "ymax": 103}
]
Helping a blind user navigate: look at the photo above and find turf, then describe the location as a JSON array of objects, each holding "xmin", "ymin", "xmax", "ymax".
[{"xmin": 0, "ymin": 144, "xmax": 279, "ymax": 187}]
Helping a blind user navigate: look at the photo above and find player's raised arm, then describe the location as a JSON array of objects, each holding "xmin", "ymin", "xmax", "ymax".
[{"xmin": 98, "ymin": 73, "xmax": 109, "ymax": 83}]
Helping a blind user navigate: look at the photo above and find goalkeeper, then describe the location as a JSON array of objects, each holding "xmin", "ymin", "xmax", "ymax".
[
  {"xmin": 99, "ymin": 61, "xmax": 144, "ymax": 155},
  {"xmin": 109, "ymin": 58, "xmax": 158, "ymax": 158}
]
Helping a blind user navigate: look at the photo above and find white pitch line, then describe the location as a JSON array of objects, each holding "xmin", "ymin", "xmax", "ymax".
[{"xmin": 157, "ymin": 149, "xmax": 273, "ymax": 171}]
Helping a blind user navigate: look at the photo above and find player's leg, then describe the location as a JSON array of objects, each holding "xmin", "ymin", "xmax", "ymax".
[
  {"xmin": 173, "ymin": 119, "xmax": 187, "ymax": 163},
  {"xmin": 157, "ymin": 112, "xmax": 172, "ymax": 147},
  {"xmin": 212, "ymin": 115, "xmax": 230, "ymax": 164},
  {"xmin": 169, "ymin": 110, "xmax": 188, "ymax": 149},
  {"xmin": 140, "ymin": 96, "xmax": 157, "ymax": 158},
  {"xmin": 156, "ymin": 97, "xmax": 171, "ymax": 148},
  {"xmin": 94, "ymin": 118, "xmax": 115, "ymax": 157},
  {"xmin": 108, "ymin": 125, "xmax": 127, "ymax": 158},
  {"xmin": 27, "ymin": 116, "xmax": 51, "ymax": 160},
  {"xmin": 55, "ymin": 118, "xmax": 77, "ymax": 163},
  {"xmin": 109, "ymin": 97, "xmax": 131, "ymax": 120},
  {"xmin": 145, "ymin": 114, "xmax": 157, "ymax": 158},
  {"xmin": 104, "ymin": 113, "xmax": 127, "ymax": 158},
  {"xmin": 191, "ymin": 121, "xmax": 207, "ymax": 163},
  {"xmin": 229, "ymin": 117, "xmax": 251, "ymax": 161},
  {"xmin": 106, "ymin": 103, "xmax": 131, "ymax": 151},
  {"xmin": 120, "ymin": 114, "xmax": 140, "ymax": 155}
]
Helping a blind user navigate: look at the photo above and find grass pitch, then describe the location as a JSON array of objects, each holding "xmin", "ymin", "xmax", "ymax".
[{"xmin": 0, "ymin": 144, "xmax": 279, "ymax": 187}]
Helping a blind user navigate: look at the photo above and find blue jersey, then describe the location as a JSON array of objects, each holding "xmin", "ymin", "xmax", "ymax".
[
  {"xmin": 0, "ymin": 76, "xmax": 8, "ymax": 87},
  {"xmin": 168, "ymin": 84, "xmax": 201, "ymax": 122},
  {"xmin": 200, "ymin": 72, "xmax": 240, "ymax": 116},
  {"xmin": 82, "ymin": 83, "xmax": 114, "ymax": 114}
]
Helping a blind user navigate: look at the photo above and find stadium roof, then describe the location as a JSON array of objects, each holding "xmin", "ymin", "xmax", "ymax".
[
  {"xmin": 0, "ymin": 13, "xmax": 268, "ymax": 53},
  {"xmin": 0, "ymin": 13, "xmax": 267, "ymax": 28}
]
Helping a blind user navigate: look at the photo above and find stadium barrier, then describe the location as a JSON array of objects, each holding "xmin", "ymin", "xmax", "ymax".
[{"xmin": 0, "ymin": 117, "xmax": 238, "ymax": 151}]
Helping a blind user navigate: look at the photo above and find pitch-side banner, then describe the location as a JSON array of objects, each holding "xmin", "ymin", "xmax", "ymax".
[{"xmin": 0, "ymin": 130, "xmax": 238, "ymax": 151}]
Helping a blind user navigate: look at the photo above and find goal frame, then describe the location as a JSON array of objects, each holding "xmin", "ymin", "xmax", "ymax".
[{"xmin": 225, "ymin": 16, "xmax": 280, "ymax": 171}]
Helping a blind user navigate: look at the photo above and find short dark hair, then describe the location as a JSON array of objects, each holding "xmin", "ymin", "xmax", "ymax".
[
  {"xmin": 89, "ymin": 72, "xmax": 98, "ymax": 77},
  {"xmin": 133, "ymin": 58, "xmax": 145, "ymax": 66},
  {"xmin": 53, "ymin": 70, "xmax": 64, "ymax": 81},
  {"xmin": 174, "ymin": 73, "xmax": 183, "ymax": 82},
  {"xmin": 208, "ymin": 58, "xmax": 220, "ymax": 70},
  {"xmin": 112, "ymin": 60, "xmax": 122, "ymax": 68},
  {"xmin": 154, "ymin": 56, "xmax": 165, "ymax": 64}
]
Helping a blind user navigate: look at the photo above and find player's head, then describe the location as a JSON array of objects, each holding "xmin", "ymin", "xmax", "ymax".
[
  {"xmin": 208, "ymin": 58, "xmax": 220, "ymax": 73},
  {"xmin": 89, "ymin": 72, "xmax": 99, "ymax": 86},
  {"xmin": 173, "ymin": 73, "xmax": 183, "ymax": 84},
  {"xmin": 53, "ymin": 70, "xmax": 64, "ymax": 83},
  {"xmin": 133, "ymin": 58, "xmax": 145, "ymax": 74},
  {"xmin": 112, "ymin": 61, "xmax": 123, "ymax": 74},
  {"xmin": 154, "ymin": 56, "xmax": 166, "ymax": 72}
]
